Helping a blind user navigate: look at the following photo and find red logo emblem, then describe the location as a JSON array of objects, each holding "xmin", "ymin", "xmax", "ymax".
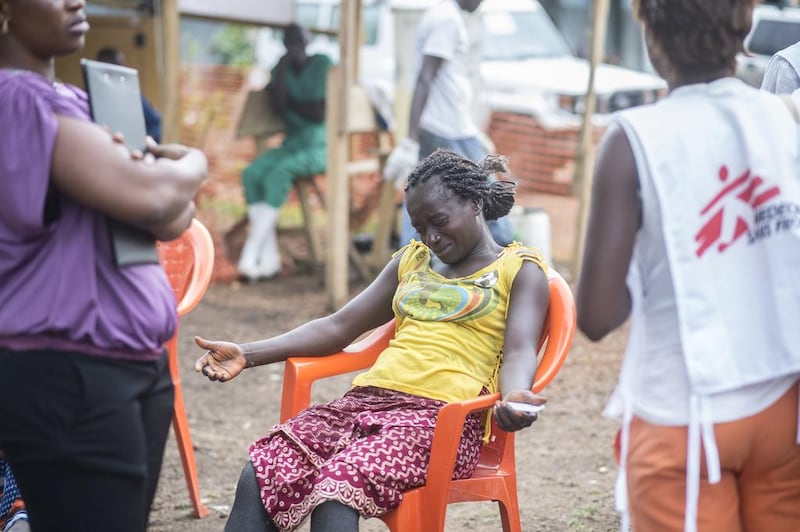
[{"xmin": 694, "ymin": 165, "xmax": 780, "ymax": 257}]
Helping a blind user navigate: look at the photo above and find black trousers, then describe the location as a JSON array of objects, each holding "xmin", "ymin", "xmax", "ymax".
[{"xmin": 0, "ymin": 347, "xmax": 174, "ymax": 532}]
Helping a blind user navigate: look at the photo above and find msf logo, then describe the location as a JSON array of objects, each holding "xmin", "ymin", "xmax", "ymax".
[{"xmin": 694, "ymin": 165, "xmax": 780, "ymax": 258}]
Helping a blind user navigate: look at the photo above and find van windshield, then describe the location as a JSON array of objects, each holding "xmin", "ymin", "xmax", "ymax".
[
  {"xmin": 748, "ymin": 18, "xmax": 800, "ymax": 56},
  {"xmin": 482, "ymin": 10, "xmax": 571, "ymax": 60}
]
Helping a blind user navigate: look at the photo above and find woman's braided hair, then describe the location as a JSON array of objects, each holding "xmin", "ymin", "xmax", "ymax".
[
  {"xmin": 405, "ymin": 149, "xmax": 516, "ymax": 221},
  {"xmin": 633, "ymin": 0, "xmax": 758, "ymax": 78}
]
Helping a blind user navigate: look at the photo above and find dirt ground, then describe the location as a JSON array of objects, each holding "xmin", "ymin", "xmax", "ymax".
[{"xmin": 146, "ymin": 262, "xmax": 629, "ymax": 532}]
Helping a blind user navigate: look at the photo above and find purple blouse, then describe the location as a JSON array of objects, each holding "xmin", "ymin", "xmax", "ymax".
[{"xmin": 0, "ymin": 69, "xmax": 176, "ymax": 360}]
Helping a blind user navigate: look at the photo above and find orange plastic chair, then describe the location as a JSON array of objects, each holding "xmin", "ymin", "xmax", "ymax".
[
  {"xmin": 156, "ymin": 219, "xmax": 215, "ymax": 519},
  {"xmin": 279, "ymin": 269, "xmax": 576, "ymax": 531}
]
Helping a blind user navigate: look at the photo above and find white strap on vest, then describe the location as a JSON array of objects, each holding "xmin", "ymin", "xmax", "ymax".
[
  {"xmin": 779, "ymin": 93, "xmax": 800, "ymax": 446},
  {"xmin": 615, "ymin": 405, "xmax": 633, "ymax": 532},
  {"xmin": 684, "ymin": 395, "xmax": 722, "ymax": 532}
]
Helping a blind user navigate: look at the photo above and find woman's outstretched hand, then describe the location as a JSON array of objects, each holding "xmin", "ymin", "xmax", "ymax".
[
  {"xmin": 194, "ymin": 336, "xmax": 248, "ymax": 383},
  {"xmin": 493, "ymin": 391, "xmax": 547, "ymax": 432}
]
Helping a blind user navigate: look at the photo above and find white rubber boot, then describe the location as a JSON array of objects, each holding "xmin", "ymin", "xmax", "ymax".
[
  {"xmin": 237, "ymin": 203, "xmax": 271, "ymax": 281},
  {"xmin": 256, "ymin": 204, "xmax": 281, "ymax": 278}
]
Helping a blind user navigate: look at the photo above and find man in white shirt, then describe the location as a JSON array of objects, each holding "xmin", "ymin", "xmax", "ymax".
[
  {"xmin": 761, "ymin": 40, "xmax": 800, "ymax": 94},
  {"xmin": 385, "ymin": 0, "xmax": 514, "ymax": 246}
]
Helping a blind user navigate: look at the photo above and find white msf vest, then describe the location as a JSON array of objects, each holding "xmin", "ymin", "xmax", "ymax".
[{"xmin": 610, "ymin": 78, "xmax": 800, "ymax": 532}]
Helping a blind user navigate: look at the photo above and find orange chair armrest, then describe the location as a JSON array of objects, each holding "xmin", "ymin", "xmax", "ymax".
[
  {"xmin": 280, "ymin": 351, "xmax": 379, "ymax": 422},
  {"xmin": 279, "ymin": 321, "xmax": 395, "ymax": 422}
]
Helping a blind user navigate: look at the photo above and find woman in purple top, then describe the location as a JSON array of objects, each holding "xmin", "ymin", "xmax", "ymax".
[{"xmin": 0, "ymin": 0, "xmax": 207, "ymax": 530}]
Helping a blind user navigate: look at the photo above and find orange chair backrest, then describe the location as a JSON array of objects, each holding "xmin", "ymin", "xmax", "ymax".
[{"xmin": 156, "ymin": 219, "xmax": 215, "ymax": 316}]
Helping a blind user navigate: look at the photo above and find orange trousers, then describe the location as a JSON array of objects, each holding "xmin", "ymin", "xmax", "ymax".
[{"xmin": 626, "ymin": 380, "xmax": 800, "ymax": 532}]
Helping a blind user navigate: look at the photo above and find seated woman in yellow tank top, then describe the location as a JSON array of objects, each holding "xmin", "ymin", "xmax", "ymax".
[{"xmin": 194, "ymin": 149, "xmax": 550, "ymax": 532}]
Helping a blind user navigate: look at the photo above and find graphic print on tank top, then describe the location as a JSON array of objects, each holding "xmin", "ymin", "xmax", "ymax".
[{"xmin": 394, "ymin": 270, "xmax": 500, "ymax": 322}]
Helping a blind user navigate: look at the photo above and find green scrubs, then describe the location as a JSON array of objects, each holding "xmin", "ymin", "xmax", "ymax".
[{"xmin": 242, "ymin": 54, "xmax": 333, "ymax": 207}]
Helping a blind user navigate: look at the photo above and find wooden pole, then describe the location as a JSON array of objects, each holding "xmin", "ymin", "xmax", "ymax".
[
  {"xmin": 571, "ymin": 0, "xmax": 610, "ymax": 279},
  {"xmin": 326, "ymin": 0, "xmax": 361, "ymax": 309},
  {"xmin": 367, "ymin": 144, "xmax": 395, "ymax": 270},
  {"xmin": 159, "ymin": 0, "xmax": 181, "ymax": 143},
  {"xmin": 325, "ymin": 67, "xmax": 347, "ymax": 310}
]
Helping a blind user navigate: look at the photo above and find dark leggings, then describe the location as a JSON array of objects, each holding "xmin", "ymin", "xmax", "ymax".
[
  {"xmin": 0, "ymin": 348, "xmax": 174, "ymax": 532},
  {"xmin": 225, "ymin": 462, "xmax": 360, "ymax": 532}
]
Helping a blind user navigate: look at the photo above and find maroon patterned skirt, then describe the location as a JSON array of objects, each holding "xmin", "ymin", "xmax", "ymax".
[{"xmin": 249, "ymin": 386, "xmax": 484, "ymax": 531}]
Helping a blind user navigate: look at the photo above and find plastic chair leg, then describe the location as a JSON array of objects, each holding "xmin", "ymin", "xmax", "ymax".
[
  {"xmin": 172, "ymin": 392, "xmax": 210, "ymax": 518},
  {"xmin": 493, "ymin": 475, "xmax": 521, "ymax": 532},
  {"xmin": 166, "ymin": 336, "xmax": 209, "ymax": 518},
  {"xmin": 498, "ymin": 498, "xmax": 522, "ymax": 532}
]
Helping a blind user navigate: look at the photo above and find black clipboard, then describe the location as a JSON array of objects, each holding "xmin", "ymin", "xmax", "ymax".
[
  {"xmin": 81, "ymin": 58, "xmax": 158, "ymax": 267},
  {"xmin": 81, "ymin": 59, "xmax": 148, "ymax": 151}
]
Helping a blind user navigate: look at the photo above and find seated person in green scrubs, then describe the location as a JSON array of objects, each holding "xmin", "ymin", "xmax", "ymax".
[{"xmin": 238, "ymin": 23, "xmax": 333, "ymax": 281}]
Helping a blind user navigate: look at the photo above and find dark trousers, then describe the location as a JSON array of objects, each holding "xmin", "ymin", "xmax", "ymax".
[{"xmin": 0, "ymin": 347, "xmax": 174, "ymax": 532}]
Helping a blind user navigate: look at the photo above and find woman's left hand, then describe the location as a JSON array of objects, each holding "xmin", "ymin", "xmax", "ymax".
[
  {"xmin": 493, "ymin": 391, "xmax": 547, "ymax": 432},
  {"xmin": 194, "ymin": 336, "xmax": 248, "ymax": 383}
]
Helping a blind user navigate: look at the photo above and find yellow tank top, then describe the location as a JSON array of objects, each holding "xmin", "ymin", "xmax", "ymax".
[{"xmin": 351, "ymin": 241, "xmax": 547, "ymax": 403}]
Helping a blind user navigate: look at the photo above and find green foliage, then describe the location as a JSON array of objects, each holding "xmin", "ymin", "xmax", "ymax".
[{"xmin": 210, "ymin": 25, "xmax": 256, "ymax": 66}]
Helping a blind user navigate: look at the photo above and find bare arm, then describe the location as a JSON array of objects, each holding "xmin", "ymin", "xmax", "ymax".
[
  {"xmin": 576, "ymin": 124, "xmax": 639, "ymax": 341},
  {"xmin": 498, "ymin": 262, "xmax": 549, "ymax": 394},
  {"xmin": 408, "ymin": 55, "xmax": 443, "ymax": 142},
  {"xmin": 149, "ymin": 201, "xmax": 196, "ymax": 242},
  {"xmin": 239, "ymin": 255, "xmax": 399, "ymax": 364},
  {"xmin": 194, "ymin": 254, "xmax": 402, "ymax": 382},
  {"xmin": 51, "ymin": 116, "xmax": 207, "ymax": 239},
  {"xmin": 493, "ymin": 261, "xmax": 549, "ymax": 431}
]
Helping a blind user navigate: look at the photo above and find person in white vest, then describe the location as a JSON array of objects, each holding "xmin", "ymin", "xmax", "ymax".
[{"xmin": 576, "ymin": 1, "xmax": 800, "ymax": 531}]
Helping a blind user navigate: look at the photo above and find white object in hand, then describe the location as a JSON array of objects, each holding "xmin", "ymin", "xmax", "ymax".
[
  {"xmin": 382, "ymin": 137, "xmax": 420, "ymax": 188},
  {"xmin": 506, "ymin": 401, "xmax": 546, "ymax": 414}
]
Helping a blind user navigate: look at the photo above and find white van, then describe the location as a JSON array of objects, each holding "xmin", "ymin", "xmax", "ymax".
[
  {"xmin": 478, "ymin": 0, "xmax": 665, "ymax": 128},
  {"xmin": 259, "ymin": 0, "xmax": 666, "ymax": 130}
]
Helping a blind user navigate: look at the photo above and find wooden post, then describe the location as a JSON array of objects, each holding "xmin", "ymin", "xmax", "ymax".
[
  {"xmin": 325, "ymin": 0, "xmax": 362, "ymax": 310},
  {"xmin": 159, "ymin": 0, "xmax": 181, "ymax": 143},
  {"xmin": 325, "ymin": 67, "xmax": 348, "ymax": 310},
  {"xmin": 571, "ymin": 0, "xmax": 610, "ymax": 278},
  {"xmin": 367, "ymin": 139, "xmax": 396, "ymax": 270}
]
